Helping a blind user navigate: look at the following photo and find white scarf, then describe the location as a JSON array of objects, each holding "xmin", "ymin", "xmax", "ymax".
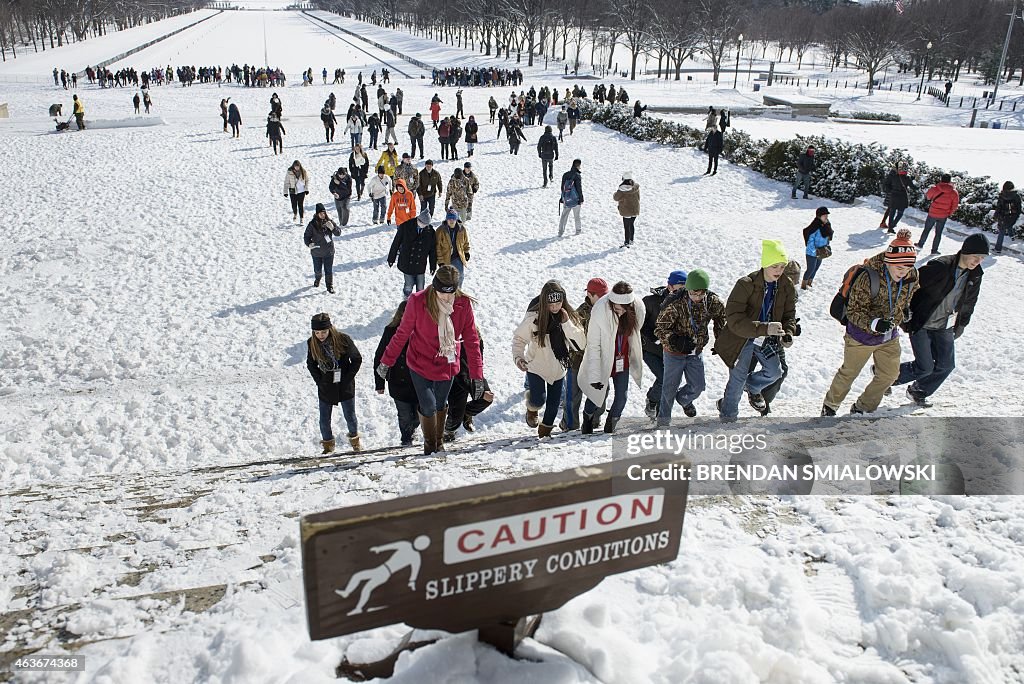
[{"xmin": 437, "ymin": 297, "xmax": 456, "ymax": 361}]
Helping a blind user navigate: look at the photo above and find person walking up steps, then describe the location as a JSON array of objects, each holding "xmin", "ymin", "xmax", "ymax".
[
  {"xmin": 890, "ymin": 232, "xmax": 987, "ymax": 407},
  {"xmin": 655, "ymin": 269, "xmax": 726, "ymax": 425},
  {"xmin": 613, "ymin": 172, "xmax": 640, "ymax": 247},
  {"xmin": 442, "ymin": 334, "xmax": 494, "ymax": 442},
  {"xmin": 918, "ymin": 173, "xmax": 960, "ymax": 255},
  {"xmin": 377, "ymin": 265, "xmax": 485, "ymax": 455},
  {"xmin": 558, "ymin": 159, "xmax": 584, "ymax": 236},
  {"xmin": 348, "ymin": 144, "xmax": 369, "ymax": 201},
  {"xmin": 714, "ymin": 240, "xmax": 798, "ymax": 420},
  {"xmin": 367, "ymin": 166, "xmax": 393, "ymax": 225},
  {"xmin": 640, "ymin": 271, "xmax": 687, "ymax": 419},
  {"xmin": 537, "ymin": 125, "xmax": 559, "ymax": 188},
  {"xmin": 821, "ymin": 230, "xmax": 919, "ymax": 416},
  {"xmin": 578, "ymin": 282, "xmax": 645, "ymax": 435},
  {"xmin": 284, "ymin": 160, "xmax": 310, "ymax": 223},
  {"xmin": 881, "ymin": 162, "xmax": 917, "ymax": 233},
  {"xmin": 562, "ymin": 277, "xmax": 609, "ymax": 431},
  {"xmin": 374, "ymin": 301, "xmax": 420, "ymax": 447},
  {"xmin": 307, "ymin": 313, "xmax": 362, "ymax": 454},
  {"xmin": 802, "ymin": 206, "xmax": 833, "ymax": 290},
  {"xmin": 304, "ymin": 203, "xmax": 341, "ymax": 292},
  {"xmin": 266, "ymin": 113, "xmax": 286, "ymax": 155},
  {"xmin": 513, "ymin": 281, "xmax": 587, "ymax": 438}
]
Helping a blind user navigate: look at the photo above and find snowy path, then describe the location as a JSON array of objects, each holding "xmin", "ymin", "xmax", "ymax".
[{"xmin": 1, "ymin": 9, "xmax": 1024, "ymax": 683}]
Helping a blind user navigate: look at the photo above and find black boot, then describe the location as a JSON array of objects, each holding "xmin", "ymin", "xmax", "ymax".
[
  {"xmin": 581, "ymin": 412, "xmax": 595, "ymax": 435},
  {"xmin": 313, "ymin": 275, "xmax": 321, "ymax": 288},
  {"xmin": 603, "ymin": 416, "xmax": 619, "ymax": 434},
  {"xmin": 325, "ymin": 278, "xmax": 334, "ymax": 294}
]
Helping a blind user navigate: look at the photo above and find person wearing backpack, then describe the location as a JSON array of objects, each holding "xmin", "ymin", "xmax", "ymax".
[
  {"xmin": 881, "ymin": 163, "xmax": 918, "ymax": 233},
  {"xmin": 822, "ymin": 229, "xmax": 919, "ymax": 416},
  {"xmin": 713, "ymin": 240, "xmax": 798, "ymax": 420},
  {"xmin": 558, "ymin": 159, "xmax": 584, "ymax": 237},
  {"xmin": 917, "ymin": 174, "xmax": 960, "ymax": 255},
  {"xmin": 438, "ymin": 117, "xmax": 452, "ymax": 160},
  {"xmin": 802, "ymin": 207, "xmax": 833, "ymax": 290},
  {"xmin": 408, "ymin": 113, "xmax": 426, "ymax": 159},
  {"xmin": 537, "ymin": 125, "xmax": 559, "ymax": 187},
  {"xmin": 890, "ymin": 233, "xmax": 987, "ymax": 407},
  {"xmin": 654, "ymin": 269, "xmax": 726, "ymax": 425},
  {"xmin": 992, "ymin": 180, "xmax": 1021, "ymax": 255},
  {"xmin": 640, "ymin": 271, "xmax": 688, "ymax": 419}
]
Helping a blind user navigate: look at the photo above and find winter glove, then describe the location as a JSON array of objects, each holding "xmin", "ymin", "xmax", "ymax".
[
  {"xmin": 387, "ymin": 260, "xmax": 394, "ymax": 268},
  {"xmin": 954, "ymin": 325, "xmax": 965, "ymax": 340},
  {"xmin": 590, "ymin": 382, "xmax": 604, "ymax": 391},
  {"xmin": 307, "ymin": 242, "xmax": 317, "ymax": 249},
  {"xmin": 871, "ymin": 318, "xmax": 894, "ymax": 334},
  {"xmin": 766, "ymin": 322, "xmax": 784, "ymax": 336},
  {"xmin": 464, "ymin": 252, "xmax": 470, "ymax": 262},
  {"xmin": 781, "ymin": 333, "xmax": 794, "ymax": 349},
  {"xmin": 515, "ymin": 357, "xmax": 529, "ymax": 372},
  {"xmin": 376, "ymin": 362, "xmax": 390, "ymax": 379},
  {"xmin": 793, "ymin": 318, "xmax": 802, "ymax": 336},
  {"xmin": 470, "ymin": 378, "xmax": 486, "ymax": 401},
  {"xmin": 669, "ymin": 334, "xmax": 695, "ymax": 354}
]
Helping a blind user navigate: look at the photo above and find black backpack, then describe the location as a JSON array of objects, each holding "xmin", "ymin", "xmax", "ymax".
[{"xmin": 830, "ymin": 264, "xmax": 880, "ymax": 325}]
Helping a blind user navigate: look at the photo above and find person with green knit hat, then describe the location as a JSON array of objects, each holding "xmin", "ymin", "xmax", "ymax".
[
  {"xmin": 653, "ymin": 268, "xmax": 726, "ymax": 425},
  {"xmin": 713, "ymin": 240, "xmax": 798, "ymax": 420}
]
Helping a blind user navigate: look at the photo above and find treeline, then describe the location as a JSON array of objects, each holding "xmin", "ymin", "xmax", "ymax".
[
  {"xmin": 314, "ymin": 0, "xmax": 1024, "ymax": 87},
  {"xmin": 0, "ymin": 0, "xmax": 205, "ymax": 62}
]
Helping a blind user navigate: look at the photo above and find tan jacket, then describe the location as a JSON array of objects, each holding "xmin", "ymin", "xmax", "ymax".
[
  {"xmin": 512, "ymin": 311, "xmax": 586, "ymax": 384},
  {"xmin": 435, "ymin": 221, "xmax": 471, "ymax": 265}
]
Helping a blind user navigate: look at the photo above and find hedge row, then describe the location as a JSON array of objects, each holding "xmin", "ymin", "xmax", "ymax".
[{"xmin": 576, "ymin": 100, "xmax": 1019, "ymax": 239}]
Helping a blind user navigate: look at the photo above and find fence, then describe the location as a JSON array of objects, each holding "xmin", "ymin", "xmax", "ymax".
[
  {"xmin": 763, "ymin": 74, "xmax": 1021, "ymax": 110},
  {"xmin": 79, "ymin": 10, "xmax": 222, "ymax": 77}
]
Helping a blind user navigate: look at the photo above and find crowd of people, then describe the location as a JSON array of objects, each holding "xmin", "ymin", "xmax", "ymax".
[{"xmin": 432, "ymin": 66, "xmax": 524, "ymax": 88}]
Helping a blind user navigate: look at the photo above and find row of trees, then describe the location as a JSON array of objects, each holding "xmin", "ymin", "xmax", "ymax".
[
  {"xmin": 316, "ymin": 0, "xmax": 1024, "ymax": 90},
  {"xmin": 0, "ymin": 0, "xmax": 205, "ymax": 62}
]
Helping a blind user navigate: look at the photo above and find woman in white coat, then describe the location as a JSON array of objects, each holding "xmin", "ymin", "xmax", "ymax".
[
  {"xmin": 578, "ymin": 281, "xmax": 645, "ymax": 434},
  {"xmin": 512, "ymin": 280, "xmax": 587, "ymax": 438}
]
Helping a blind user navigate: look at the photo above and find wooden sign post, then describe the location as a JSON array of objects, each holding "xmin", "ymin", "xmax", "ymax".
[{"xmin": 301, "ymin": 455, "xmax": 689, "ymax": 678}]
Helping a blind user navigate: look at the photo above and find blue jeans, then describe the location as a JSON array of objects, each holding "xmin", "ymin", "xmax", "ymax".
[
  {"xmin": 792, "ymin": 172, "xmax": 810, "ymax": 196},
  {"xmin": 996, "ymin": 217, "xmax": 1014, "ymax": 252},
  {"xmin": 919, "ymin": 216, "xmax": 948, "ymax": 252},
  {"xmin": 372, "ymin": 197, "xmax": 386, "ymax": 222},
  {"xmin": 319, "ymin": 398, "xmax": 357, "ymax": 440},
  {"xmin": 642, "ymin": 350, "xmax": 664, "ymax": 406},
  {"xmin": 409, "ymin": 370, "xmax": 453, "ymax": 417},
  {"xmin": 526, "ymin": 372, "xmax": 564, "ymax": 426},
  {"xmin": 350, "ymin": 133, "xmax": 360, "ymax": 148},
  {"xmin": 311, "ymin": 253, "xmax": 334, "ymax": 278},
  {"xmin": 658, "ymin": 352, "xmax": 705, "ymax": 425},
  {"xmin": 720, "ymin": 339, "xmax": 783, "ymax": 419},
  {"xmin": 889, "ymin": 206, "xmax": 906, "ymax": 230},
  {"xmin": 893, "ymin": 327, "xmax": 956, "ymax": 398},
  {"xmin": 584, "ymin": 372, "xmax": 629, "ymax": 419},
  {"xmin": 403, "ymin": 273, "xmax": 425, "ymax": 298},
  {"xmin": 369, "ymin": 129, "xmax": 378, "ymax": 148},
  {"xmin": 450, "ymin": 257, "xmax": 464, "ymax": 286},
  {"xmin": 394, "ymin": 399, "xmax": 418, "ymax": 442},
  {"xmin": 805, "ymin": 254, "xmax": 822, "ymax": 281}
]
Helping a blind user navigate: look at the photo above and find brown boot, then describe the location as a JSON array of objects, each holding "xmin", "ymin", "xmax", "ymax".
[
  {"xmin": 800, "ymin": 279, "xmax": 808, "ymax": 290},
  {"xmin": 433, "ymin": 407, "xmax": 448, "ymax": 453},
  {"xmin": 418, "ymin": 412, "xmax": 436, "ymax": 455},
  {"xmin": 321, "ymin": 439, "xmax": 336, "ymax": 455},
  {"xmin": 538, "ymin": 423, "xmax": 554, "ymax": 438},
  {"xmin": 807, "ymin": 279, "xmax": 813, "ymax": 288},
  {"xmin": 348, "ymin": 434, "xmax": 362, "ymax": 452}
]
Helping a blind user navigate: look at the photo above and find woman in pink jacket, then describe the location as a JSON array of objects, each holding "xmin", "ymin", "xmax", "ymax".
[
  {"xmin": 377, "ymin": 265, "xmax": 484, "ymax": 454},
  {"xmin": 429, "ymin": 95, "xmax": 442, "ymax": 129}
]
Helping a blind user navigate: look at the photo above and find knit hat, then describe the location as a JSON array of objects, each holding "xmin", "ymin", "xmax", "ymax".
[
  {"xmin": 884, "ymin": 229, "xmax": 917, "ymax": 265},
  {"xmin": 667, "ymin": 270, "xmax": 688, "ymax": 286},
  {"xmin": 622, "ymin": 172, "xmax": 633, "ymax": 181},
  {"xmin": 314, "ymin": 203, "xmax": 326, "ymax": 213},
  {"xmin": 586, "ymin": 277, "xmax": 609, "ymax": 296},
  {"xmin": 761, "ymin": 239, "xmax": 789, "ymax": 268},
  {"xmin": 960, "ymin": 232, "xmax": 990, "ymax": 256},
  {"xmin": 416, "ymin": 209, "xmax": 432, "ymax": 227},
  {"xmin": 402, "ymin": 152, "xmax": 410, "ymax": 159},
  {"xmin": 311, "ymin": 314, "xmax": 331, "ymax": 331},
  {"xmin": 685, "ymin": 269, "xmax": 710, "ymax": 291},
  {"xmin": 816, "ymin": 206, "xmax": 830, "ymax": 216},
  {"xmin": 446, "ymin": 209, "xmax": 459, "ymax": 222}
]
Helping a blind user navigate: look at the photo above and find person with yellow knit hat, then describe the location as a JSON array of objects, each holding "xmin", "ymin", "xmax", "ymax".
[
  {"xmin": 822, "ymin": 229, "xmax": 919, "ymax": 416},
  {"xmin": 713, "ymin": 239, "xmax": 798, "ymax": 420}
]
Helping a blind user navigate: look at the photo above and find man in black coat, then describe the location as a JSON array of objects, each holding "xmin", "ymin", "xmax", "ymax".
[
  {"xmin": 537, "ymin": 125, "xmax": 559, "ymax": 187},
  {"xmin": 890, "ymin": 233, "xmax": 987, "ymax": 406},
  {"xmin": 703, "ymin": 129, "xmax": 724, "ymax": 176},
  {"xmin": 443, "ymin": 338, "xmax": 494, "ymax": 442},
  {"xmin": 641, "ymin": 271, "xmax": 688, "ymax": 418},
  {"xmin": 791, "ymin": 146, "xmax": 815, "ymax": 199},
  {"xmin": 374, "ymin": 313, "xmax": 419, "ymax": 446},
  {"xmin": 387, "ymin": 209, "xmax": 437, "ymax": 298}
]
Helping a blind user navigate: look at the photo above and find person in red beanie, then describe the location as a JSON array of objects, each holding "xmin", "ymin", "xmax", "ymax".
[
  {"xmin": 560, "ymin": 277, "xmax": 609, "ymax": 430},
  {"xmin": 822, "ymin": 229, "xmax": 919, "ymax": 416}
]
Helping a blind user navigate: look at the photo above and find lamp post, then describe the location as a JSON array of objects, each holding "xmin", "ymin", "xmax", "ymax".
[
  {"xmin": 733, "ymin": 34, "xmax": 743, "ymax": 89},
  {"xmin": 953, "ymin": 59, "xmax": 959, "ymax": 82},
  {"xmin": 915, "ymin": 41, "xmax": 932, "ymax": 101}
]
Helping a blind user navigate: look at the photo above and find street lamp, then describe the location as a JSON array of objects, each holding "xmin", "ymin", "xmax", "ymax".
[
  {"xmin": 733, "ymin": 34, "xmax": 743, "ymax": 89},
  {"xmin": 915, "ymin": 40, "xmax": 932, "ymax": 101}
]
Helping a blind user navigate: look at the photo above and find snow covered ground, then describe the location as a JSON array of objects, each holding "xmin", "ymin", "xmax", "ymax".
[{"xmin": 1, "ymin": 10, "xmax": 1023, "ymax": 684}]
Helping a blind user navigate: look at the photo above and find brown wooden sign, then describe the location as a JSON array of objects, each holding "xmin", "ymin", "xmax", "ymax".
[{"xmin": 301, "ymin": 455, "xmax": 689, "ymax": 642}]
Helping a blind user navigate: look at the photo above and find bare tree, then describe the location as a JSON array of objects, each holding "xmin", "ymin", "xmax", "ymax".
[
  {"xmin": 694, "ymin": 0, "xmax": 746, "ymax": 84},
  {"xmin": 607, "ymin": 0, "xmax": 656, "ymax": 79},
  {"xmin": 844, "ymin": 3, "xmax": 908, "ymax": 93}
]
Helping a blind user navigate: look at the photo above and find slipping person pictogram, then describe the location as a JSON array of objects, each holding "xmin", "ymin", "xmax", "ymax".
[{"xmin": 335, "ymin": 535, "xmax": 430, "ymax": 615}]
